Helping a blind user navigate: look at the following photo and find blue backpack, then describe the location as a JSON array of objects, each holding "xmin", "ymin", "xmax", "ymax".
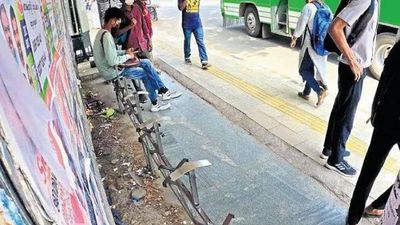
[{"xmin": 308, "ymin": 2, "xmax": 332, "ymax": 56}]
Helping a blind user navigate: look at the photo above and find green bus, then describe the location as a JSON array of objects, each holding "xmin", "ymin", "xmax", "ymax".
[{"xmin": 220, "ymin": 0, "xmax": 399, "ymax": 79}]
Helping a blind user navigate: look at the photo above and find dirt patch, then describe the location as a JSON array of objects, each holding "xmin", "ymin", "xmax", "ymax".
[{"xmin": 83, "ymin": 86, "xmax": 189, "ymax": 225}]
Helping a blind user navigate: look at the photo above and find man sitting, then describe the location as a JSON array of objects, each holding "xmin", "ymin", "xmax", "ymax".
[{"xmin": 93, "ymin": 7, "xmax": 181, "ymax": 112}]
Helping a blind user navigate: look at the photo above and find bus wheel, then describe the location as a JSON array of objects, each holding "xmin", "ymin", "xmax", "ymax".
[
  {"xmin": 244, "ymin": 6, "xmax": 261, "ymax": 37},
  {"xmin": 370, "ymin": 32, "xmax": 396, "ymax": 80}
]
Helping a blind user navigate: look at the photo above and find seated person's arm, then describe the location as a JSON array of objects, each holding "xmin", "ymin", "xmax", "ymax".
[
  {"xmin": 103, "ymin": 32, "xmax": 131, "ymax": 66},
  {"xmin": 117, "ymin": 49, "xmax": 127, "ymax": 55}
]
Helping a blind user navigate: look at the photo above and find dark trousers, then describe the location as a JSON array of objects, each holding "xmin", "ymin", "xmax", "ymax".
[
  {"xmin": 347, "ymin": 128, "xmax": 400, "ymax": 224},
  {"xmin": 323, "ymin": 63, "xmax": 366, "ymax": 163},
  {"xmin": 300, "ymin": 49, "xmax": 321, "ymax": 96}
]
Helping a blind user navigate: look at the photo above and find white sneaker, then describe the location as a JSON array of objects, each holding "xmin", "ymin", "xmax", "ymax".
[
  {"xmin": 150, "ymin": 101, "xmax": 171, "ymax": 112},
  {"xmin": 162, "ymin": 90, "xmax": 182, "ymax": 101}
]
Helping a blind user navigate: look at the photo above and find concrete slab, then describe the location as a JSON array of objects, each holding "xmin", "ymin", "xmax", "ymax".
[
  {"xmin": 78, "ymin": 65, "xmax": 376, "ymax": 224},
  {"xmin": 246, "ymin": 110, "xmax": 280, "ymax": 130},
  {"xmin": 142, "ymin": 74, "xmax": 360, "ymax": 225},
  {"xmin": 151, "ymin": 1, "xmax": 399, "ymax": 210}
]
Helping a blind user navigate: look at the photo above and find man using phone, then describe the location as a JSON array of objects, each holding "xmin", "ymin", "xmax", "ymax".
[
  {"xmin": 93, "ymin": 7, "xmax": 182, "ymax": 112},
  {"xmin": 321, "ymin": 0, "xmax": 379, "ymax": 177}
]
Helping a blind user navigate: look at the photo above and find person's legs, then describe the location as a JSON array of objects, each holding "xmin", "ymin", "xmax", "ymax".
[
  {"xmin": 138, "ymin": 59, "xmax": 166, "ymax": 92},
  {"xmin": 138, "ymin": 59, "xmax": 182, "ymax": 100},
  {"xmin": 370, "ymin": 186, "xmax": 393, "ymax": 210},
  {"xmin": 318, "ymin": 80, "xmax": 328, "ymax": 91},
  {"xmin": 131, "ymin": 79, "xmax": 148, "ymax": 103},
  {"xmin": 303, "ymin": 82, "xmax": 311, "ymax": 96},
  {"xmin": 328, "ymin": 63, "xmax": 366, "ymax": 165},
  {"xmin": 347, "ymin": 128, "xmax": 397, "ymax": 224},
  {"xmin": 121, "ymin": 67, "xmax": 158, "ymax": 102},
  {"xmin": 323, "ymin": 102, "xmax": 337, "ymax": 153},
  {"xmin": 193, "ymin": 26, "xmax": 208, "ymax": 63},
  {"xmin": 298, "ymin": 82, "xmax": 311, "ymax": 100},
  {"xmin": 299, "ymin": 50, "xmax": 321, "ymax": 95},
  {"xmin": 368, "ymin": 144, "xmax": 400, "ymax": 211},
  {"xmin": 183, "ymin": 28, "xmax": 192, "ymax": 60}
]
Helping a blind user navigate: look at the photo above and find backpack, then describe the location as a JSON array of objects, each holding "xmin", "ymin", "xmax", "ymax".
[
  {"xmin": 100, "ymin": 31, "xmax": 108, "ymax": 50},
  {"xmin": 308, "ymin": 2, "xmax": 332, "ymax": 56},
  {"xmin": 324, "ymin": 0, "xmax": 375, "ymax": 55}
]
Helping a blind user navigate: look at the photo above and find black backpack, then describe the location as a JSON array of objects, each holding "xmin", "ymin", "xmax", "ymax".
[{"xmin": 324, "ymin": 0, "xmax": 375, "ymax": 55}]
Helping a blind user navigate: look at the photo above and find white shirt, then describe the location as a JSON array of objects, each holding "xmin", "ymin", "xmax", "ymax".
[{"xmin": 337, "ymin": 0, "xmax": 379, "ymax": 68}]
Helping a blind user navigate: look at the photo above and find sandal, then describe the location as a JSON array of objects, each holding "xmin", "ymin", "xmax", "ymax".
[{"xmin": 363, "ymin": 205, "xmax": 384, "ymax": 218}]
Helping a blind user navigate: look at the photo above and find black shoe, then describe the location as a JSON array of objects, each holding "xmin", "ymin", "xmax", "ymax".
[
  {"xmin": 297, "ymin": 92, "xmax": 310, "ymax": 101},
  {"xmin": 185, "ymin": 58, "xmax": 192, "ymax": 65},
  {"xmin": 320, "ymin": 148, "xmax": 351, "ymax": 159},
  {"xmin": 139, "ymin": 94, "xmax": 148, "ymax": 103},
  {"xmin": 325, "ymin": 160, "xmax": 357, "ymax": 177},
  {"xmin": 317, "ymin": 81, "xmax": 328, "ymax": 91}
]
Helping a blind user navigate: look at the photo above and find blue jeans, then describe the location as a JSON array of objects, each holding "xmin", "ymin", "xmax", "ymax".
[
  {"xmin": 299, "ymin": 49, "xmax": 321, "ymax": 96},
  {"xmin": 324, "ymin": 63, "xmax": 366, "ymax": 163},
  {"xmin": 183, "ymin": 27, "xmax": 208, "ymax": 62},
  {"xmin": 121, "ymin": 59, "xmax": 166, "ymax": 102}
]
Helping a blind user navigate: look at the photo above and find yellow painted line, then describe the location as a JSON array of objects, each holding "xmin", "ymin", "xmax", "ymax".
[{"xmin": 156, "ymin": 38, "xmax": 400, "ymax": 174}]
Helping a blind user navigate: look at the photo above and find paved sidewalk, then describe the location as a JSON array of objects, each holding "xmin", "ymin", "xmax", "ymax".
[
  {"xmin": 77, "ymin": 63, "xmax": 376, "ymax": 225},
  {"xmin": 151, "ymin": 2, "xmax": 400, "ymax": 205},
  {"xmin": 154, "ymin": 43, "xmax": 398, "ymax": 202},
  {"xmin": 134, "ymin": 74, "xmax": 373, "ymax": 225}
]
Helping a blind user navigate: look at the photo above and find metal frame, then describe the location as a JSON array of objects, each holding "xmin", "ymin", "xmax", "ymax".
[{"xmin": 110, "ymin": 77, "xmax": 234, "ymax": 225}]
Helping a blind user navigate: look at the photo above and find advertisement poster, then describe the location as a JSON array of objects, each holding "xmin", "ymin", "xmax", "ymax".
[
  {"xmin": 0, "ymin": 1, "xmax": 39, "ymax": 90},
  {"xmin": 0, "ymin": 0, "xmax": 111, "ymax": 224},
  {"xmin": 21, "ymin": 0, "xmax": 51, "ymax": 91},
  {"xmin": 0, "ymin": 189, "xmax": 26, "ymax": 225}
]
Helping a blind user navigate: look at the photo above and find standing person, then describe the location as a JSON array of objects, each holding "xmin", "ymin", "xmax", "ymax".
[
  {"xmin": 119, "ymin": 0, "xmax": 151, "ymax": 103},
  {"xmin": 347, "ymin": 30, "xmax": 400, "ymax": 225},
  {"xmin": 124, "ymin": 0, "xmax": 153, "ymax": 60},
  {"xmin": 290, "ymin": 0, "xmax": 329, "ymax": 107},
  {"xmin": 93, "ymin": 7, "xmax": 182, "ymax": 112},
  {"xmin": 116, "ymin": 0, "xmax": 136, "ymax": 48},
  {"xmin": 321, "ymin": 0, "xmax": 379, "ymax": 176},
  {"xmin": 143, "ymin": 0, "xmax": 153, "ymax": 40},
  {"xmin": 178, "ymin": 0, "xmax": 209, "ymax": 69}
]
